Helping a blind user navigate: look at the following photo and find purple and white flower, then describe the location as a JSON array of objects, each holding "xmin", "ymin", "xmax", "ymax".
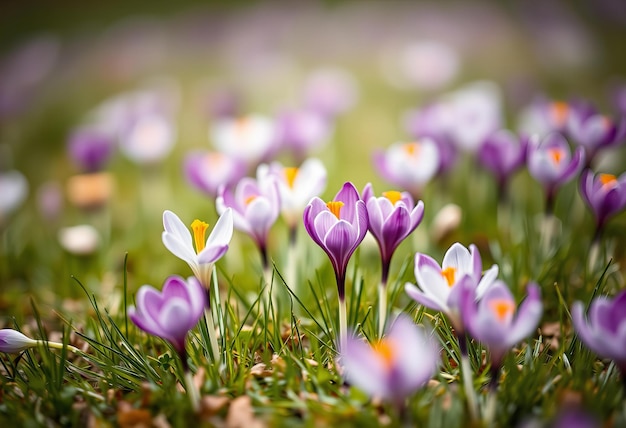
[
  {"xmin": 579, "ymin": 170, "xmax": 626, "ymax": 236},
  {"xmin": 184, "ymin": 151, "xmax": 247, "ymax": 198}
]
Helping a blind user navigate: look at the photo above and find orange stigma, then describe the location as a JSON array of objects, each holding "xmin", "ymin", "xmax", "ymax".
[
  {"xmin": 373, "ymin": 339, "xmax": 395, "ymax": 369},
  {"xmin": 245, "ymin": 195, "xmax": 258, "ymax": 205},
  {"xmin": 191, "ymin": 219, "xmax": 209, "ymax": 253},
  {"xmin": 284, "ymin": 167, "xmax": 299, "ymax": 188},
  {"xmin": 599, "ymin": 173, "xmax": 617, "ymax": 187},
  {"xmin": 326, "ymin": 201, "xmax": 345, "ymax": 219},
  {"xmin": 488, "ymin": 299, "xmax": 515, "ymax": 323},
  {"xmin": 550, "ymin": 102, "xmax": 569, "ymax": 127},
  {"xmin": 548, "ymin": 147, "xmax": 564, "ymax": 165},
  {"xmin": 441, "ymin": 267, "xmax": 456, "ymax": 287},
  {"xmin": 383, "ymin": 190, "xmax": 403, "ymax": 205},
  {"xmin": 403, "ymin": 142, "xmax": 420, "ymax": 156}
]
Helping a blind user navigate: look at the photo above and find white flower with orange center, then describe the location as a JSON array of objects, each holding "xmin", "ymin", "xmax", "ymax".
[{"xmin": 210, "ymin": 114, "xmax": 276, "ymax": 166}]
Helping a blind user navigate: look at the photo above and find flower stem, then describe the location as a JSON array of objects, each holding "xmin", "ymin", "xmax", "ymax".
[
  {"xmin": 204, "ymin": 309, "xmax": 220, "ymax": 364},
  {"xmin": 338, "ymin": 295, "xmax": 347, "ymax": 352},
  {"xmin": 286, "ymin": 228, "xmax": 298, "ymax": 293},
  {"xmin": 458, "ymin": 335, "xmax": 479, "ymax": 422},
  {"xmin": 484, "ymin": 364, "xmax": 500, "ymax": 427},
  {"xmin": 183, "ymin": 369, "xmax": 200, "ymax": 413},
  {"xmin": 40, "ymin": 341, "xmax": 80, "ymax": 354},
  {"xmin": 378, "ymin": 280, "xmax": 387, "ymax": 338}
]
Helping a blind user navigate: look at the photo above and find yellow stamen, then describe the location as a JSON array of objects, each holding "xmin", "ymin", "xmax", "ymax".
[
  {"xmin": 488, "ymin": 299, "xmax": 515, "ymax": 323},
  {"xmin": 326, "ymin": 201, "xmax": 345, "ymax": 219},
  {"xmin": 599, "ymin": 173, "xmax": 617, "ymax": 187},
  {"xmin": 373, "ymin": 339, "xmax": 395, "ymax": 369},
  {"xmin": 284, "ymin": 167, "xmax": 299, "ymax": 188},
  {"xmin": 441, "ymin": 267, "xmax": 456, "ymax": 287},
  {"xmin": 191, "ymin": 219, "xmax": 209, "ymax": 253},
  {"xmin": 548, "ymin": 147, "xmax": 564, "ymax": 165},
  {"xmin": 382, "ymin": 190, "xmax": 403, "ymax": 206},
  {"xmin": 403, "ymin": 142, "xmax": 420, "ymax": 156},
  {"xmin": 245, "ymin": 195, "xmax": 257, "ymax": 205},
  {"xmin": 550, "ymin": 101, "xmax": 569, "ymax": 127}
]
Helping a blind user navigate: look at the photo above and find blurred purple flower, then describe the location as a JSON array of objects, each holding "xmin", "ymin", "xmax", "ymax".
[
  {"xmin": 405, "ymin": 242, "xmax": 498, "ymax": 332},
  {"xmin": 527, "ymin": 132, "xmax": 585, "ymax": 212},
  {"xmin": 303, "ymin": 182, "xmax": 368, "ymax": 299},
  {"xmin": 0, "ymin": 329, "xmax": 38, "ymax": 353},
  {"xmin": 67, "ymin": 126, "xmax": 116, "ymax": 172},
  {"xmin": 341, "ymin": 315, "xmax": 439, "ymax": 406},
  {"xmin": 128, "ymin": 275, "xmax": 205, "ymax": 355},
  {"xmin": 373, "ymin": 139, "xmax": 440, "ymax": 199},
  {"xmin": 184, "ymin": 151, "xmax": 247, "ymax": 198},
  {"xmin": 518, "ymin": 98, "xmax": 572, "ymax": 137},
  {"xmin": 572, "ymin": 290, "xmax": 626, "ymax": 374},
  {"xmin": 302, "ymin": 67, "xmax": 358, "ymax": 119},
  {"xmin": 119, "ymin": 113, "xmax": 176, "ymax": 165},
  {"xmin": 460, "ymin": 281, "xmax": 542, "ymax": 367},
  {"xmin": 274, "ymin": 109, "xmax": 332, "ymax": 163},
  {"xmin": 478, "ymin": 130, "xmax": 529, "ymax": 198},
  {"xmin": 580, "ymin": 170, "xmax": 626, "ymax": 237},
  {"xmin": 216, "ymin": 168, "xmax": 281, "ymax": 268},
  {"xmin": 362, "ymin": 183, "xmax": 424, "ymax": 285}
]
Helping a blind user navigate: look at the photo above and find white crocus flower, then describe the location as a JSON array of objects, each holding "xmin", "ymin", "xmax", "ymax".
[{"xmin": 162, "ymin": 208, "xmax": 234, "ymax": 289}]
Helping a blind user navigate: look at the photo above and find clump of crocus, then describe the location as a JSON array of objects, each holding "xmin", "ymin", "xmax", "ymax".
[
  {"xmin": 579, "ymin": 170, "xmax": 626, "ymax": 243},
  {"xmin": 372, "ymin": 139, "xmax": 440, "ymax": 200},
  {"xmin": 527, "ymin": 132, "xmax": 584, "ymax": 215},
  {"xmin": 162, "ymin": 209, "xmax": 234, "ymax": 291},
  {"xmin": 341, "ymin": 314, "xmax": 439, "ymax": 416},
  {"xmin": 216, "ymin": 169, "xmax": 280, "ymax": 273},
  {"xmin": 0, "ymin": 329, "xmax": 79, "ymax": 354},
  {"xmin": 459, "ymin": 280, "xmax": 542, "ymax": 424},
  {"xmin": 128, "ymin": 275, "xmax": 205, "ymax": 412},
  {"xmin": 572, "ymin": 290, "xmax": 626, "ymax": 387},
  {"xmin": 184, "ymin": 151, "xmax": 247, "ymax": 199},
  {"xmin": 362, "ymin": 183, "xmax": 424, "ymax": 336},
  {"xmin": 405, "ymin": 242, "xmax": 498, "ymax": 420},
  {"xmin": 303, "ymin": 182, "xmax": 368, "ymax": 351},
  {"xmin": 478, "ymin": 130, "xmax": 529, "ymax": 202}
]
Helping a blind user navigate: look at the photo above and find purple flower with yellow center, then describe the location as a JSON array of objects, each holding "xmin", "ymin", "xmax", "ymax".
[
  {"xmin": 580, "ymin": 170, "xmax": 626, "ymax": 241},
  {"xmin": 129, "ymin": 275, "xmax": 205, "ymax": 357},
  {"xmin": 341, "ymin": 314, "xmax": 439, "ymax": 409},
  {"xmin": 216, "ymin": 169, "xmax": 281, "ymax": 269},
  {"xmin": 566, "ymin": 100, "xmax": 626, "ymax": 166},
  {"xmin": 372, "ymin": 139, "xmax": 440, "ymax": 199},
  {"xmin": 363, "ymin": 183, "xmax": 424, "ymax": 336},
  {"xmin": 527, "ymin": 132, "xmax": 585, "ymax": 213},
  {"xmin": 303, "ymin": 181, "xmax": 368, "ymax": 350},
  {"xmin": 184, "ymin": 150, "xmax": 247, "ymax": 198},
  {"xmin": 572, "ymin": 290, "xmax": 626, "ymax": 378},
  {"xmin": 478, "ymin": 130, "xmax": 529, "ymax": 200},
  {"xmin": 162, "ymin": 209, "xmax": 233, "ymax": 291}
]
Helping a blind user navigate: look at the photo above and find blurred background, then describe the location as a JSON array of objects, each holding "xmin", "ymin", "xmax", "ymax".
[{"xmin": 1, "ymin": 0, "xmax": 625, "ymax": 318}]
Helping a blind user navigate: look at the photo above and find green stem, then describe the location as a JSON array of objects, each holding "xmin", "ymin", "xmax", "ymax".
[
  {"xmin": 40, "ymin": 341, "xmax": 80, "ymax": 354},
  {"xmin": 338, "ymin": 295, "xmax": 347, "ymax": 352},
  {"xmin": 460, "ymin": 352, "xmax": 479, "ymax": 422},
  {"xmin": 378, "ymin": 281, "xmax": 387, "ymax": 338},
  {"xmin": 184, "ymin": 369, "xmax": 200, "ymax": 413},
  {"xmin": 204, "ymin": 309, "xmax": 220, "ymax": 364}
]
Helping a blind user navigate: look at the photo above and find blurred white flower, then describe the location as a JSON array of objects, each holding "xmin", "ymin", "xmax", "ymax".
[
  {"xmin": 210, "ymin": 114, "xmax": 277, "ymax": 166},
  {"xmin": 0, "ymin": 170, "xmax": 28, "ymax": 218},
  {"xmin": 58, "ymin": 225, "xmax": 100, "ymax": 255}
]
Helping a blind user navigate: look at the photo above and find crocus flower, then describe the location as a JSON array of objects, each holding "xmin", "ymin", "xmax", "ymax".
[
  {"xmin": 301, "ymin": 67, "xmax": 358, "ymax": 119},
  {"xmin": 0, "ymin": 329, "xmax": 79, "ymax": 354},
  {"xmin": 478, "ymin": 130, "xmax": 529, "ymax": 199},
  {"xmin": 341, "ymin": 314, "xmax": 439, "ymax": 408},
  {"xmin": 579, "ymin": 170, "xmax": 626, "ymax": 240},
  {"xmin": 372, "ymin": 139, "xmax": 440, "ymax": 199},
  {"xmin": 517, "ymin": 98, "xmax": 571, "ymax": 137},
  {"xmin": 405, "ymin": 242, "xmax": 498, "ymax": 333},
  {"xmin": 362, "ymin": 183, "xmax": 424, "ymax": 285},
  {"xmin": 259, "ymin": 158, "xmax": 327, "ymax": 239},
  {"xmin": 527, "ymin": 132, "xmax": 585, "ymax": 213},
  {"xmin": 58, "ymin": 224, "xmax": 100, "ymax": 256},
  {"xmin": 162, "ymin": 209, "xmax": 233, "ymax": 290},
  {"xmin": 129, "ymin": 275, "xmax": 205, "ymax": 356},
  {"xmin": 0, "ymin": 169, "xmax": 28, "ymax": 220},
  {"xmin": 67, "ymin": 126, "xmax": 116, "ymax": 172},
  {"xmin": 460, "ymin": 281, "xmax": 543, "ymax": 369},
  {"xmin": 567, "ymin": 101, "xmax": 626, "ymax": 166},
  {"xmin": 572, "ymin": 290, "xmax": 626, "ymax": 375},
  {"xmin": 303, "ymin": 181, "xmax": 368, "ymax": 350},
  {"xmin": 119, "ymin": 113, "xmax": 177, "ymax": 165},
  {"xmin": 274, "ymin": 109, "xmax": 332, "ymax": 163},
  {"xmin": 183, "ymin": 150, "xmax": 247, "ymax": 198},
  {"xmin": 216, "ymin": 170, "xmax": 280, "ymax": 269},
  {"xmin": 210, "ymin": 114, "xmax": 277, "ymax": 167}
]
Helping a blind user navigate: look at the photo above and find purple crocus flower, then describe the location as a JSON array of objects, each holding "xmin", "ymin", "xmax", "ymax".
[
  {"xmin": 460, "ymin": 280, "xmax": 542, "ymax": 369},
  {"xmin": 216, "ymin": 168, "xmax": 281, "ymax": 269},
  {"xmin": 184, "ymin": 150, "xmax": 247, "ymax": 198},
  {"xmin": 572, "ymin": 290, "xmax": 626, "ymax": 376},
  {"xmin": 372, "ymin": 139, "xmax": 440, "ymax": 199},
  {"xmin": 0, "ymin": 329, "xmax": 38, "ymax": 353},
  {"xmin": 579, "ymin": 170, "xmax": 626, "ymax": 239},
  {"xmin": 128, "ymin": 275, "xmax": 205, "ymax": 357},
  {"xmin": 567, "ymin": 101, "xmax": 626, "ymax": 166},
  {"xmin": 527, "ymin": 132, "xmax": 585, "ymax": 213},
  {"xmin": 478, "ymin": 130, "xmax": 528, "ymax": 199},
  {"xmin": 362, "ymin": 183, "xmax": 424, "ymax": 286},
  {"xmin": 274, "ymin": 108, "xmax": 332, "ymax": 164},
  {"xmin": 341, "ymin": 314, "xmax": 439, "ymax": 408},
  {"xmin": 301, "ymin": 67, "xmax": 358, "ymax": 119},
  {"xmin": 303, "ymin": 181, "xmax": 368, "ymax": 350},
  {"xmin": 67, "ymin": 126, "xmax": 116, "ymax": 172}
]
